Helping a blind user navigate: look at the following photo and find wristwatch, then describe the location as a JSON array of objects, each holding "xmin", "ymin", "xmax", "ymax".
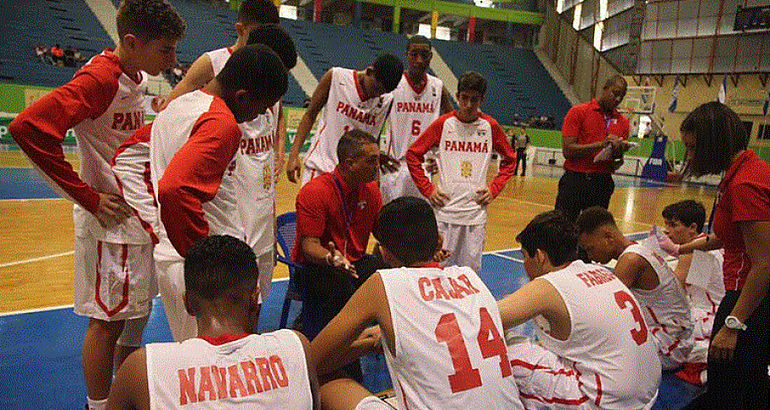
[{"xmin": 724, "ymin": 316, "xmax": 747, "ymax": 331}]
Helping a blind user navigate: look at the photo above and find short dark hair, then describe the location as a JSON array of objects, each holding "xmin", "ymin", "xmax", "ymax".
[
  {"xmin": 217, "ymin": 44, "xmax": 288, "ymax": 106},
  {"xmin": 184, "ymin": 235, "xmax": 258, "ymax": 301},
  {"xmin": 680, "ymin": 102, "xmax": 749, "ymax": 177},
  {"xmin": 516, "ymin": 210, "xmax": 577, "ymax": 267},
  {"xmin": 238, "ymin": 0, "xmax": 279, "ymax": 25},
  {"xmin": 371, "ymin": 54, "xmax": 404, "ymax": 93},
  {"xmin": 116, "ymin": 0, "xmax": 186, "ymax": 42},
  {"xmin": 337, "ymin": 129, "xmax": 377, "ymax": 163},
  {"xmin": 575, "ymin": 206, "xmax": 617, "ymax": 235},
  {"xmin": 603, "ymin": 74, "xmax": 627, "ymax": 90},
  {"xmin": 246, "ymin": 23, "xmax": 297, "ymax": 69},
  {"xmin": 374, "ymin": 197, "xmax": 438, "ymax": 266},
  {"xmin": 662, "ymin": 200, "xmax": 706, "ymax": 232},
  {"xmin": 407, "ymin": 35, "xmax": 431, "ymax": 50},
  {"xmin": 457, "ymin": 71, "xmax": 487, "ymax": 96}
]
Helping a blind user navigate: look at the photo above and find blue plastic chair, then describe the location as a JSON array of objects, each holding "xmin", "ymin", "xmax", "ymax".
[{"xmin": 276, "ymin": 211, "xmax": 304, "ymax": 328}]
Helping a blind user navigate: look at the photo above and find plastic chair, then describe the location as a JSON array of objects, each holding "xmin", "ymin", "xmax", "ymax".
[{"xmin": 276, "ymin": 211, "xmax": 304, "ymax": 328}]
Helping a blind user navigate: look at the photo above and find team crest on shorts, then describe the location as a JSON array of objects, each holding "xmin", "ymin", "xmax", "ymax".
[{"xmin": 461, "ymin": 160, "xmax": 473, "ymax": 178}]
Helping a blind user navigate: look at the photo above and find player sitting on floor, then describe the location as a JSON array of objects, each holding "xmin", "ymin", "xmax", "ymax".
[
  {"xmin": 107, "ymin": 235, "xmax": 319, "ymax": 409},
  {"xmin": 311, "ymin": 196, "xmax": 523, "ymax": 410},
  {"xmin": 661, "ymin": 200, "xmax": 725, "ymax": 385},
  {"xmin": 499, "ymin": 210, "xmax": 661, "ymax": 409},
  {"xmin": 576, "ymin": 206, "xmax": 694, "ymax": 371}
]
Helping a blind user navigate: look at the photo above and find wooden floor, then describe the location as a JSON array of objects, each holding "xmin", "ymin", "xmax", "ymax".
[{"xmin": 0, "ymin": 151, "xmax": 718, "ymax": 313}]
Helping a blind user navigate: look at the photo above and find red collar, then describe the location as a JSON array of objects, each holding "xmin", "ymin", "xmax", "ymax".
[
  {"xmin": 589, "ymin": 98, "xmax": 619, "ymax": 118},
  {"xmin": 404, "ymin": 71, "xmax": 428, "ymax": 95},
  {"xmin": 719, "ymin": 150, "xmax": 754, "ymax": 192},
  {"xmin": 198, "ymin": 333, "xmax": 250, "ymax": 346},
  {"xmin": 332, "ymin": 167, "xmax": 352, "ymax": 195}
]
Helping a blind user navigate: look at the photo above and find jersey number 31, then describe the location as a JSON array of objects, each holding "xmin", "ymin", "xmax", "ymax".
[{"xmin": 435, "ymin": 307, "xmax": 512, "ymax": 393}]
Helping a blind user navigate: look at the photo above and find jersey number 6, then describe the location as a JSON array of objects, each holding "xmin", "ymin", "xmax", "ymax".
[{"xmin": 435, "ymin": 307, "xmax": 512, "ymax": 393}]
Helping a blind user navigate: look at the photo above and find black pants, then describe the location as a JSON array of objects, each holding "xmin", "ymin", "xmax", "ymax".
[
  {"xmin": 516, "ymin": 148, "xmax": 527, "ymax": 176},
  {"xmin": 300, "ymin": 253, "xmax": 386, "ymax": 340},
  {"xmin": 554, "ymin": 170, "xmax": 615, "ymax": 223},
  {"xmin": 687, "ymin": 290, "xmax": 770, "ymax": 409}
]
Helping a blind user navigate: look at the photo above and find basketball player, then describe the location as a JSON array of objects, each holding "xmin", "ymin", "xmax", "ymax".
[
  {"xmin": 311, "ymin": 197, "xmax": 523, "ymax": 409},
  {"xmin": 158, "ymin": 0, "xmax": 288, "ymax": 183},
  {"xmin": 577, "ymin": 206, "xmax": 694, "ymax": 370},
  {"xmin": 380, "ymin": 35, "xmax": 453, "ymax": 204},
  {"xmin": 113, "ymin": 25, "xmax": 296, "ymax": 309},
  {"xmin": 106, "ymin": 235, "xmax": 318, "ymax": 409},
  {"xmin": 285, "ymin": 54, "xmax": 403, "ymax": 185},
  {"xmin": 406, "ymin": 71, "xmax": 517, "ymax": 272},
  {"xmin": 661, "ymin": 200, "xmax": 725, "ymax": 384},
  {"xmin": 150, "ymin": 44, "xmax": 287, "ymax": 342},
  {"xmin": 499, "ymin": 210, "xmax": 660, "ymax": 409},
  {"xmin": 9, "ymin": 2, "xmax": 185, "ymax": 408}
]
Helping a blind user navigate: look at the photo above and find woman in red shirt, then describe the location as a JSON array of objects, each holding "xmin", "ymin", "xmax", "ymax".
[{"xmin": 663, "ymin": 102, "xmax": 769, "ymax": 408}]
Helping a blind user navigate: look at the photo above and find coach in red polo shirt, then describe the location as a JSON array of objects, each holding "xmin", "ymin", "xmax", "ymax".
[
  {"xmin": 555, "ymin": 75, "xmax": 633, "ymax": 222},
  {"xmin": 292, "ymin": 129, "xmax": 385, "ymax": 344}
]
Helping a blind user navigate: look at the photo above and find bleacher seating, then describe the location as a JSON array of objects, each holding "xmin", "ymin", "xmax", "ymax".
[
  {"xmin": 432, "ymin": 39, "xmax": 570, "ymax": 126},
  {"xmin": 0, "ymin": 0, "xmax": 114, "ymax": 87}
]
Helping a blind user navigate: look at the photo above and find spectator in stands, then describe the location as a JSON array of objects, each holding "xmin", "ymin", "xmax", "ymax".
[
  {"xmin": 658, "ymin": 102, "xmax": 770, "ymax": 408},
  {"xmin": 285, "ymin": 54, "xmax": 403, "ymax": 185},
  {"xmin": 555, "ymin": 75, "xmax": 633, "ymax": 224},
  {"xmin": 50, "ymin": 44, "xmax": 64, "ymax": 67},
  {"xmin": 34, "ymin": 44, "xmax": 49, "ymax": 63}
]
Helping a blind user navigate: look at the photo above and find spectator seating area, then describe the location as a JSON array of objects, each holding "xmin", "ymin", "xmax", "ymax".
[{"xmin": 2, "ymin": 0, "xmax": 570, "ymax": 124}]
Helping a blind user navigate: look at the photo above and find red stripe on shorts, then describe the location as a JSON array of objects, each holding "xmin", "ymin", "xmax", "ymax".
[{"xmin": 94, "ymin": 242, "xmax": 131, "ymax": 317}]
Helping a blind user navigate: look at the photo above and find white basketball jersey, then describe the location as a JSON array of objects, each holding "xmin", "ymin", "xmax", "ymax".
[
  {"xmin": 209, "ymin": 47, "xmax": 279, "ymax": 255},
  {"xmin": 622, "ymin": 242, "xmax": 694, "ymax": 367},
  {"xmin": 536, "ymin": 261, "xmax": 661, "ymax": 409},
  {"xmin": 432, "ymin": 114, "xmax": 499, "ymax": 225},
  {"xmin": 685, "ymin": 234, "xmax": 725, "ymax": 315},
  {"xmin": 304, "ymin": 67, "xmax": 393, "ymax": 173},
  {"xmin": 72, "ymin": 51, "xmax": 150, "ymax": 244},
  {"xmin": 385, "ymin": 73, "xmax": 443, "ymax": 160},
  {"xmin": 379, "ymin": 265, "xmax": 523, "ymax": 410},
  {"xmin": 146, "ymin": 330, "xmax": 313, "ymax": 409},
  {"xmin": 150, "ymin": 90, "xmax": 243, "ymax": 263}
]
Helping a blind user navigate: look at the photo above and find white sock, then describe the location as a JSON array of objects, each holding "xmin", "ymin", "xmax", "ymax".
[{"xmin": 87, "ymin": 397, "xmax": 108, "ymax": 410}]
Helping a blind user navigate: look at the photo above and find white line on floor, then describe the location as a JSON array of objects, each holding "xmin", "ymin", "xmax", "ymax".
[{"xmin": 0, "ymin": 251, "xmax": 74, "ymax": 269}]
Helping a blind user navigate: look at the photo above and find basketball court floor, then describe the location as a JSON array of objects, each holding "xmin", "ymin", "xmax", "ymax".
[{"xmin": 0, "ymin": 150, "xmax": 716, "ymax": 408}]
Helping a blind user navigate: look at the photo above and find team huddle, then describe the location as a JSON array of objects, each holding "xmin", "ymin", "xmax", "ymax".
[{"xmin": 9, "ymin": 0, "xmax": 750, "ymax": 409}]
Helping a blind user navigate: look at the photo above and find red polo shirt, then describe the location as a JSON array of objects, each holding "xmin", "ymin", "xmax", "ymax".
[
  {"xmin": 292, "ymin": 167, "xmax": 382, "ymax": 265},
  {"xmin": 561, "ymin": 99, "xmax": 629, "ymax": 174},
  {"xmin": 712, "ymin": 150, "xmax": 770, "ymax": 291}
]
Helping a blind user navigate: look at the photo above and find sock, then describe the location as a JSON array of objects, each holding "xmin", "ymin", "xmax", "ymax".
[{"xmin": 87, "ymin": 397, "xmax": 108, "ymax": 410}]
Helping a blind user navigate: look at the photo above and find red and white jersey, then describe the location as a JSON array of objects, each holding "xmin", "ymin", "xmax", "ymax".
[
  {"xmin": 379, "ymin": 265, "xmax": 523, "ymax": 410},
  {"xmin": 304, "ymin": 67, "xmax": 392, "ymax": 173},
  {"xmin": 10, "ymin": 49, "xmax": 150, "ymax": 244},
  {"xmin": 209, "ymin": 47, "xmax": 279, "ymax": 255},
  {"xmin": 149, "ymin": 89, "xmax": 243, "ymax": 261},
  {"xmin": 622, "ymin": 242, "xmax": 694, "ymax": 367},
  {"xmin": 112, "ymin": 123, "xmax": 159, "ymax": 244},
  {"xmin": 384, "ymin": 72, "xmax": 443, "ymax": 161},
  {"xmin": 406, "ymin": 112, "xmax": 517, "ymax": 225},
  {"xmin": 146, "ymin": 330, "xmax": 313, "ymax": 409},
  {"xmin": 530, "ymin": 260, "xmax": 660, "ymax": 409}
]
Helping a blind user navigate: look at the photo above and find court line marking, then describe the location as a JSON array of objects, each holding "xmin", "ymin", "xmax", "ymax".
[
  {"xmin": 0, "ymin": 251, "xmax": 74, "ymax": 269},
  {"xmin": 0, "ymin": 232, "xmax": 651, "ymax": 317},
  {"xmin": 0, "ymin": 197, "xmax": 66, "ymax": 203}
]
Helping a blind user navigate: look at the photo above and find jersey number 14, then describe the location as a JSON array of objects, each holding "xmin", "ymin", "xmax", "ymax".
[{"xmin": 435, "ymin": 307, "xmax": 512, "ymax": 393}]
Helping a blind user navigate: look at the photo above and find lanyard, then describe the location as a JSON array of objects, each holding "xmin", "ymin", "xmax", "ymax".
[{"xmin": 333, "ymin": 174, "xmax": 352, "ymax": 258}]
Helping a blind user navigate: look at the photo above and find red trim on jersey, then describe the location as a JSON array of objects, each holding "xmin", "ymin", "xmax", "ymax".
[
  {"xmin": 303, "ymin": 124, "xmax": 326, "ymax": 165},
  {"xmin": 594, "ymin": 373, "xmax": 603, "ymax": 406},
  {"xmin": 404, "ymin": 71, "xmax": 428, "ymax": 95},
  {"xmin": 645, "ymin": 306, "xmax": 668, "ymax": 334},
  {"xmin": 519, "ymin": 392, "xmax": 589, "ymax": 406},
  {"xmin": 94, "ymin": 242, "xmax": 130, "ymax": 317},
  {"xmin": 227, "ymin": 47, "xmax": 234, "ymax": 54},
  {"xmin": 199, "ymin": 333, "xmax": 250, "ymax": 345},
  {"xmin": 706, "ymin": 292, "xmax": 718, "ymax": 314},
  {"xmin": 9, "ymin": 52, "xmax": 125, "ymax": 213},
  {"xmin": 140, "ymin": 162, "xmax": 159, "ymax": 244},
  {"xmin": 510, "ymin": 359, "xmax": 577, "ymax": 376},
  {"xmin": 158, "ymin": 94, "xmax": 242, "ymax": 257},
  {"xmin": 482, "ymin": 113, "xmax": 517, "ymax": 198},
  {"xmin": 353, "ymin": 70, "xmax": 365, "ymax": 101},
  {"xmin": 397, "ymin": 379, "xmax": 410, "ymax": 410}
]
